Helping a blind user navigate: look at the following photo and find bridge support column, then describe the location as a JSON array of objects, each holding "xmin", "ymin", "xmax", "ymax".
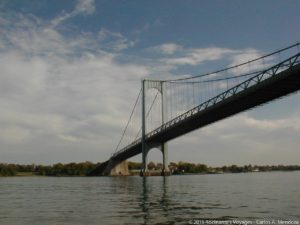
[
  {"xmin": 160, "ymin": 81, "xmax": 170, "ymax": 176},
  {"xmin": 140, "ymin": 79, "xmax": 171, "ymax": 176},
  {"xmin": 140, "ymin": 146, "xmax": 150, "ymax": 176},
  {"xmin": 161, "ymin": 142, "xmax": 170, "ymax": 176},
  {"xmin": 140, "ymin": 79, "xmax": 149, "ymax": 177}
]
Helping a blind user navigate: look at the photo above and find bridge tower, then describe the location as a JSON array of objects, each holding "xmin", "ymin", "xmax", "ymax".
[{"xmin": 140, "ymin": 79, "xmax": 170, "ymax": 176}]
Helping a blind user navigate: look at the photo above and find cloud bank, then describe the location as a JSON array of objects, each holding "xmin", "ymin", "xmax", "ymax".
[{"xmin": 0, "ymin": 6, "xmax": 149, "ymax": 163}]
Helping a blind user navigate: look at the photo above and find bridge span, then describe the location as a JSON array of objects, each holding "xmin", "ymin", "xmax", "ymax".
[{"xmin": 89, "ymin": 43, "xmax": 300, "ymax": 176}]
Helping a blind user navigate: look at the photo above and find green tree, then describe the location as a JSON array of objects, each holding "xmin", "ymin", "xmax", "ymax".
[{"xmin": 147, "ymin": 161, "xmax": 156, "ymax": 171}]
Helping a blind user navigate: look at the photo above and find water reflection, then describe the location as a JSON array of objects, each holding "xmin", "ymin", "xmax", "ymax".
[
  {"xmin": 161, "ymin": 177, "xmax": 170, "ymax": 214},
  {"xmin": 141, "ymin": 177, "xmax": 150, "ymax": 223},
  {"xmin": 140, "ymin": 177, "xmax": 172, "ymax": 225}
]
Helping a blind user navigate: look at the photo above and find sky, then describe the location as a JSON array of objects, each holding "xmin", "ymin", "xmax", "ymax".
[{"xmin": 0, "ymin": 0, "xmax": 300, "ymax": 166}]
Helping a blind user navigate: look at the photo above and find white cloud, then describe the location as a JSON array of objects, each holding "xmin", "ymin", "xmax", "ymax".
[
  {"xmin": 151, "ymin": 43, "xmax": 181, "ymax": 55},
  {"xmin": 1, "ymin": 14, "xmax": 101, "ymax": 58},
  {"xmin": 202, "ymin": 113, "xmax": 300, "ymax": 136},
  {"xmin": 51, "ymin": 0, "xmax": 95, "ymax": 28},
  {"xmin": 0, "ymin": 50, "xmax": 147, "ymax": 139},
  {"xmin": 229, "ymin": 49, "xmax": 262, "ymax": 66},
  {"xmin": 58, "ymin": 134, "xmax": 80, "ymax": 143},
  {"xmin": 160, "ymin": 47, "xmax": 236, "ymax": 66},
  {"xmin": 98, "ymin": 29, "xmax": 136, "ymax": 51},
  {"xmin": 75, "ymin": 0, "xmax": 95, "ymax": 15},
  {"xmin": 0, "ymin": 126, "xmax": 32, "ymax": 144},
  {"xmin": 242, "ymin": 115, "xmax": 300, "ymax": 131},
  {"xmin": 228, "ymin": 48, "xmax": 274, "ymax": 75}
]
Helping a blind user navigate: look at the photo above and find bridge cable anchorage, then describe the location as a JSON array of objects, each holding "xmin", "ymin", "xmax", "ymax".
[{"xmin": 114, "ymin": 88, "xmax": 142, "ymax": 154}]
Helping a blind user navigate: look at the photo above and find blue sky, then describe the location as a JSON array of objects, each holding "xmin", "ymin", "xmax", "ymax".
[{"xmin": 0, "ymin": 0, "xmax": 299, "ymax": 166}]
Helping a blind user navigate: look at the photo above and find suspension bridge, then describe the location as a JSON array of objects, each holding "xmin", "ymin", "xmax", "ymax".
[{"xmin": 90, "ymin": 43, "xmax": 300, "ymax": 176}]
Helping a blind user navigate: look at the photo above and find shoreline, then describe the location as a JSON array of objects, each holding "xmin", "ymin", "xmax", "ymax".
[{"xmin": 1, "ymin": 170, "xmax": 299, "ymax": 178}]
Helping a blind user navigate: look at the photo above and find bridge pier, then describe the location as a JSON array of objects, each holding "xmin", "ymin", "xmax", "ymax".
[
  {"xmin": 140, "ymin": 144, "xmax": 149, "ymax": 176},
  {"xmin": 140, "ymin": 142, "xmax": 170, "ymax": 176},
  {"xmin": 102, "ymin": 159, "xmax": 130, "ymax": 176},
  {"xmin": 110, "ymin": 160, "xmax": 129, "ymax": 176},
  {"xmin": 161, "ymin": 143, "xmax": 171, "ymax": 176}
]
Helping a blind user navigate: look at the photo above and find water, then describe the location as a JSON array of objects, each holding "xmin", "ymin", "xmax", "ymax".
[{"xmin": 0, "ymin": 172, "xmax": 299, "ymax": 225}]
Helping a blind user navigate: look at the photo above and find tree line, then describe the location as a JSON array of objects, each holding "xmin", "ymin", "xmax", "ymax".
[
  {"xmin": 0, "ymin": 162, "xmax": 99, "ymax": 176},
  {"xmin": 1, "ymin": 161, "xmax": 300, "ymax": 176},
  {"xmin": 129, "ymin": 161, "xmax": 300, "ymax": 174}
]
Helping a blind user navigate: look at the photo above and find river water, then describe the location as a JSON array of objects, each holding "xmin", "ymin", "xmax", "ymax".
[{"xmin": 0, "ymin": 172, "xmax": 299, "ymax": 225}]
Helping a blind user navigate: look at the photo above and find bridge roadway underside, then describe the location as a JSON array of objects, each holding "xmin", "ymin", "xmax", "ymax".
[{"xmin": 90, "ymin": 64, "xmax": 300, "ymax": 175}]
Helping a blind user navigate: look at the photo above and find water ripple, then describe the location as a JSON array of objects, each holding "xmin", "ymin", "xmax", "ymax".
[{"xmin": 0, "ymin": 172, "xmax": 299, "ymax": 225}]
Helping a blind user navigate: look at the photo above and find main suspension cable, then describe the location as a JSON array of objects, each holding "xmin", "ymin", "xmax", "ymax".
[
  {"xmin": 170, "ymin": 69, "xmax": 263, "ymax": 84},
  {"xmin": 114, "ymin": 88, "xmax": 142, "ymax": 153}
]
